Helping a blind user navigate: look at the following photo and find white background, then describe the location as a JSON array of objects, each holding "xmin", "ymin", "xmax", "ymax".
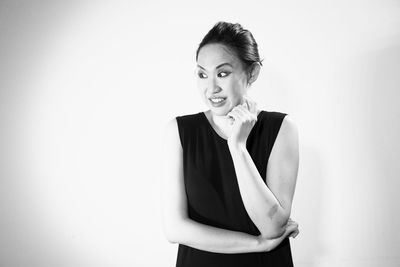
[{"xmin": 0, "ymin": 1, "xmax": 399, "ymax": 266}]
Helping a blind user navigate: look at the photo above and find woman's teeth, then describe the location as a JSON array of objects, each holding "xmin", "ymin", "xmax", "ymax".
[
  {"xmin": 209, "ymin": 97, "xmax": 226, "ymax": 107},
  {"xmin": 210, "ymin": 98, "xmax": 225, "ymax": 103}
]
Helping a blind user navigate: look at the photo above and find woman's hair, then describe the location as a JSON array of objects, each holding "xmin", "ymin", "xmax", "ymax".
[{"xmin": 195, "ymin": 21, "xmax": 263, "ymax": 71}]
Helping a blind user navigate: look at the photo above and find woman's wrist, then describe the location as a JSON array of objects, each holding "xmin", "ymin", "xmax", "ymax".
[
  {"xmin": 227, "ymin": 139, "xmax": 246, "ymax": 151},
  {"xmin": 254, "ymin": 235, "xmax": 265, "ymax": 252},
  {"xmin": 255, "ymin": 235, "xmax": 271, "ymax": 252}
]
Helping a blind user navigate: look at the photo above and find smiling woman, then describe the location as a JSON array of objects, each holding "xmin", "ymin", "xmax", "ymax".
[{"xmin": 161, "ymin": 21, "xmax": 299, "ymax": 267}]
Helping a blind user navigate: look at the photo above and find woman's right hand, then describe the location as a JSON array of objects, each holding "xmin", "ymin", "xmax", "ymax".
[{"xmin": 257, "ymin": 218, "xmax": 299, "ymax": 252}]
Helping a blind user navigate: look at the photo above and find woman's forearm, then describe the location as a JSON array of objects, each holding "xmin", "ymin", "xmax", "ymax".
[
  {"xmin": 228, "ymin": 142, "xmax": 287, "ymax": 239},
  {"xmin": 169, "ymin": 217, "xmax": 261, "ymax": 254}
]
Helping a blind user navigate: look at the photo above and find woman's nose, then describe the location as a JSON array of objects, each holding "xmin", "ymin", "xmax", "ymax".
[{"xmin": 207, "ymin": 77, "xmax": 221, "ymax": 93}]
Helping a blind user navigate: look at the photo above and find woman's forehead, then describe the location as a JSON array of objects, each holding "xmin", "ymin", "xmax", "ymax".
[{"xmin": 197, "ymin": 43, "xmax": 241, "ymax": 69}]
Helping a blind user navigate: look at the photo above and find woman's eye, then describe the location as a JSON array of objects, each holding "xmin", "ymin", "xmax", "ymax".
[
  {"xmin": 198, "ymin": 72, "xmax": 207, "ymax": 79},
  {"xmin": 218, "ymin": 72, "xmax": 230, "ymax": 78}
]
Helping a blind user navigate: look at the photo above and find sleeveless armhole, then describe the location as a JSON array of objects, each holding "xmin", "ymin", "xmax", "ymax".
[
  {"xmin": 267, "ymin": 112, "xmax": 288, "ymax": 159},
  {"xmin": 175, "ymin": 116, "xmax": 184, "ymax": 150}
]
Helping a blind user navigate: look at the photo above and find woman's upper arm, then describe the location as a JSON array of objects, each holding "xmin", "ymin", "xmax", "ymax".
[
  {"xmin": 265, "ymin": 115, "xmax": 299, "ymax": 224},
  {"xmin": 160, "ymin": 117, "xmax": 188, "ymax": 242}
]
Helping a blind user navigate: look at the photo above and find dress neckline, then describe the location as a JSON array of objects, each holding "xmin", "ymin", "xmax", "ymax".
[{"xmin": 200, "ymin": 110, "xmax": 264, "ymax": 142}]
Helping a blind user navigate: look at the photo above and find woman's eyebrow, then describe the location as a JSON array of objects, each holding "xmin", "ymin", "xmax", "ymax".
[{"xmin": 197, "ymin": 62, "xmax": 233, "ymax": 70}]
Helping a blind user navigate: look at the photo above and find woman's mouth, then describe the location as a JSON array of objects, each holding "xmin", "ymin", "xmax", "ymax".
[{"xmin": 209, "ymin": 97, "xmax": 226, "ymax": 107}]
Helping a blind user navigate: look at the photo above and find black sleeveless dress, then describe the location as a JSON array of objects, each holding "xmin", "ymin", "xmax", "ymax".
[{"xmin": 175, "ymin": 110, "xmax": 294, "ymax": 267}]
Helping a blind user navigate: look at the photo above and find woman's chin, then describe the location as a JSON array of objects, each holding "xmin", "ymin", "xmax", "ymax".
[{"xmin": 209, "ymin": 106, "xmax": 231, "ymax": 116}]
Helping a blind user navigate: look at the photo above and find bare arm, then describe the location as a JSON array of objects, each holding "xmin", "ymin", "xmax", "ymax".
[
  {"xmin": 169, "ymin": 217, "xmax": 262, "ymax": 254},
  {"xmin": 227, "ymin": 115, "xmax": 299, "ymax": 239},
  {"xmin": 171, "ymin": 216, "xmax": 298, "ymax": 254},
  {"xmin": 160, "ymin": 117, "xmax": 264, "ymax": 254}
]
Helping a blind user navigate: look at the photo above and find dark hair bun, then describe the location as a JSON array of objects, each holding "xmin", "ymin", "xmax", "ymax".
[{"xmin": 196, "ymin": 21, "xmax": 263, "ymax": 69}]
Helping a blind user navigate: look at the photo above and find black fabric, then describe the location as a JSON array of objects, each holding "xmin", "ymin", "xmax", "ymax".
[{"xmin": 175, "ymin": 110, "xmax": 293, "ymax": 267}]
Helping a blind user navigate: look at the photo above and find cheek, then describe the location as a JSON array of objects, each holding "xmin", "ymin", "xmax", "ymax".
[
  {"xmin": 226, "ymin": 74, "xmax": 242, "ymax": 86},
  {"xmin": 225, "ymin": 79, "xmax": 242, "ymax": 94}
]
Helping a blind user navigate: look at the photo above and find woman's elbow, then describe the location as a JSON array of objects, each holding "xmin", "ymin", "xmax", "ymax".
[
  {"xmin": 166, "ymin": 235, "xmax": 178, "ymax": 244},
  {"xmin": 260, "ymin": 224, "xmax": 286, "ymax": 239},
  {"xmin": 260, "ymin": 213, "xmax": 289, "ymax": 239},
  {"xmin": 163, "ymin": 219, "xmax": 184, "ymax": 244},
  {"xmin": 162, "ymin": 223, "xmax": 177, "ymax": 243},
  {"xmin": 163, "ymin": 228, "xmax": 177, "ymax": 244}
]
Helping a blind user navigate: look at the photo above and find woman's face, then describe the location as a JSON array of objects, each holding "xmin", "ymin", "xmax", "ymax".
[{"xmin": 196, "ymin": 43, "xmax": 249, "ymax": 116}]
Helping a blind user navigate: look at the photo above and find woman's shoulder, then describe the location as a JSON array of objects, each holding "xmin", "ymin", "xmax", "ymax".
[
  {"xmin": 261, "ymin": 109, "xmax": 298, "ymax": 134},
  {"xmin": 260, "ymin": 109, "xmax": 289, "ymax": 124},
  {"xmin": 262, "ymin": 110, "xmax": 297, "ymax": 139},
  {"xmin": 167, "ymin": 112, "xmax": 206, "ymax": 137},
  {"xmin": 175, "ymin": 111, "xmax": 203, "ymax": 127},
  {"xmin": 262, "ymin": 109, "xmax": 288, "ymax": 118},
  {"xmin": 176, "ymin": 111, "xmax": 202, "ymax": 120}
]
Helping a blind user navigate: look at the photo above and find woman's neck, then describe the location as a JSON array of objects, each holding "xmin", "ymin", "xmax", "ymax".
[{"xmin": 208, "ymin": 108, "xmax": 260, "ymax": 127}]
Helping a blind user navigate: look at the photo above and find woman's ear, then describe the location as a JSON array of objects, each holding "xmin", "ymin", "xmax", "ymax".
[{"xmin": 247, "ymin": 62, "xmax": 261, "ymax": 86}]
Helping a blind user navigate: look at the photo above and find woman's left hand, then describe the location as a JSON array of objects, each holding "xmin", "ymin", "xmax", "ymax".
[
  {"xmin": 226, "ymin": 96, "xmax": 259, "ymax": 146},
  {"xmin": 257, "ymin": 218, "xmax": 299, "ymax": 252}
]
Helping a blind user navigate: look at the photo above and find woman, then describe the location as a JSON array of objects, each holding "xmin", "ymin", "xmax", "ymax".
[{"xmin": 161, "ymin": 21, "xmax": 299, "ymax": 266}]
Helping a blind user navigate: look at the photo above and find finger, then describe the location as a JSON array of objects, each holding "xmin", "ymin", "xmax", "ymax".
[
  {"xmin": 286, "ymin": 220, "xmax": 296, "ymax": 227},
  {"xmin": 229, "ymin": 109, "xmax": 245, "ymax": 123},
  {"xmin": 240, "ymin": 96, "xmax": 247, "ymax": 106},
  {"xmin": 290, "ymin": 231, "xmax": 299, "ymax": 238},
  {"xmin": 236, "ymin": 105, "xmax": 256, "ymax": 122},
  {"xmin": 292, "ymin": 229, "xmax": 299, "ymax": 238},
  {"xmin": 227, "ymin": 110, "xmax": 240, "ymax": 125},
  {"xmin": 235, "ymin": 100, "xmax": 248, "ymax": 113},
  {"xmin": 240, "ymin": 98, "xmax": 249, "ymax": 110},
  {"xmin": 226, "ymin": 113, "xmax": 235, "ymax": 125},
  {"xmin": 234, "ymin": 106, "xmax": 249, "ymax": 121},
  {"xmin": 286, "ymin": 224, "xmax": 298, "ymax": 233},
  {"xmin": 289, "ymin": 231, "xmax": 298, "ymax": 239}
]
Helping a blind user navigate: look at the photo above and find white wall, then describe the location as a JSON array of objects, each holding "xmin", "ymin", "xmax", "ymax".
[{"xmin": 0, "ymin": 0, "xmax": 399, "ymax": 266}]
